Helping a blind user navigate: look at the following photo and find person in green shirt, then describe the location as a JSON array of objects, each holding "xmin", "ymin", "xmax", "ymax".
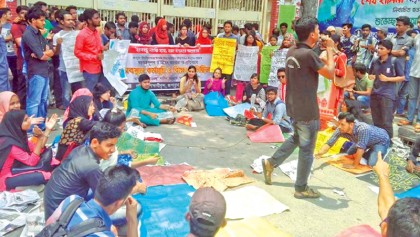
[
  {"xmin": 344, "ymin": 63, "xmax": 373, "ymax": 109},
  {"xmin": 127, "ymin": 74, "xmax": 176, "ymax": 126}
]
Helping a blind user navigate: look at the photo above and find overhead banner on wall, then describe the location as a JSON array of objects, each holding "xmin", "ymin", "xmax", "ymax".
[
  {"xmin": 125, "ymin": 45, "xmax": 213, "ymax": 90},
  {"xmin": 318, "ymin": 0, "xmax": 419, "ymax": 32}
]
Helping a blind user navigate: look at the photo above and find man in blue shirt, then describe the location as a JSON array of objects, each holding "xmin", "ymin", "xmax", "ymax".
[
  {"xmin": 316, "ymin": 112, "xmax": 390, "ymax": 168},
  {"xmin": 46, "ymin": 165, "xmax": 140, "ymax": 237}
]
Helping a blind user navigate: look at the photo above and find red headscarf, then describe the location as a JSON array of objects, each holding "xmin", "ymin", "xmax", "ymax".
[
  {"xmin": 196, "ymin": 29, "xmax": 212, "ymax": 45},
  {"xmin": 155, "ymin": 18, "xmax": 169, "ymax": 44},
  {"xmin": 138, "ymin": 22, "xmax": 151, "ymax": 45}
]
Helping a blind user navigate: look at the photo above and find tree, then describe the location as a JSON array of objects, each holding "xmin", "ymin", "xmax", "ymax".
[{"xmin": 300, "ymin": 0, "xmax": 319, "ymax": 18}]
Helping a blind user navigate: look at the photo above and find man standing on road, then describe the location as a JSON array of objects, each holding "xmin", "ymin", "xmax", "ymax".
[{"xmin": 261, "ymin": 17, "xmax": 335, "ymax": 199}]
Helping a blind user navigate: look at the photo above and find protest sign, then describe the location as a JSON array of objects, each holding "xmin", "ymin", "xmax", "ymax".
[
  {"xmin": 61, "ymin": 30, "xmax": 83, "ymax": 83},
  {"xmin": 233, "ymin": 45, "xmax": 259, "ymax": 82},
  {"xmin": 268, "ymin": 48, "xmax": 289, "ymax": 87},
  {"xmin": 210, "ymin": 38, "xmax": 236, "ymax": 75},
  {"xmin": 260, "ymin": 46, "xmax": 278, "ymax": 84},
  {"xmin": 125, "ymin": 45, "xmax": 213, "ymax": 90},
  {"xmin": 102, "ymin": 39, "xmax": 130, "ymax": 96}
]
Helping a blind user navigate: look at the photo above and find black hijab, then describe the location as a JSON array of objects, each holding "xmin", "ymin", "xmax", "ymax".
[
  {"xmin": 67, "ymin": 95, "xmax": 93, "ymax": 123},
  {"xmin": 0, "ymin": 110, "xmax": 29, "ymax": 170}
]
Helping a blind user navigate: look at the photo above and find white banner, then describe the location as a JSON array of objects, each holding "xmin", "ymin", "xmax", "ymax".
[
  {"xmin": 268, "ymin": 49, "xmax": 289, "ymax": 87},
  {"xmin": 102, "ymin": 39, "xmax": 130, "ymax": 96},
  {"xmin": 233, "ymin": 45, "xmax": 259, "ymax": 82},
  {"xmin": 61, "ymin": 30, "xmax": 83, "ymax": 83},
  {"xmin": 125, "ymin": 45, "xmax": 213, "ymax": 90}
]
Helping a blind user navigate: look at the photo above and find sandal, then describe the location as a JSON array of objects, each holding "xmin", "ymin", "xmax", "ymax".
[
  {"xmin": 415, "ymin": 124, "xmax": 420, "ymax": 133},
  {"xmin": 294, "ymin": 187, "xmax": 321, "ymax": 199}
]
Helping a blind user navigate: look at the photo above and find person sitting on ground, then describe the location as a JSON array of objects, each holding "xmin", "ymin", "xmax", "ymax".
[
  {"xmin": 315, "ymin": 112, "xmax": 390, "ymax": 168},
  {"xmin": 203, "ymin": 68, "xmax": 226, "ymax": 95},
  {"xmin": 344, "ymin": 63, "xmax": 372, "ymax": 109},
  {"xmin": 277, "ymin": 68, "xmax": 287, "ymax": 101},
  {"xmin": 56, "ymin": 95, "xmax": 96, "ymax": 161},
  {"xmin": 92, "ymin": 83, "xmax": 116, "ymax": 121},
  {"xmin": 186, "ymin": 187, "xmax": 227, "ymax": 237},
  {"xmin": 374, "ymin": 152, "xmax": 420, "ymax": 237},
  {"xmin": 127, "ymin": 74, "xmax": 177, "ymax": 126},
  {"xmin": 46, "ymin": 165, "xmax": 140, "ymax": 237},
  {"xmin": 0, "ymin": 91, "xmax": 44, "ymax": 125},
  {"xmin": 242, "ymin": 73, "xmax": 266, "ymax": 112},
  {"xmin": 175, "ymin": 65, "xmax": 204, "ymax": 111},
  {"xmin": 0, "ymin": 111, "xmax": 58, "ymax": 191},
  {"xmin": 406, "ymin": 136, "xmax": 420, "ymax": 176},
  {"xmin": 246, "ymin": 87, "xmax": 292, "ymax": 133},
  {"xmin": 100, "ymin": 108, "xmax": 159, "ymax": 171},
  {"xmin": 44, "ymin": 122, "xmax": 121, "ymax": 219},
  {"xmin": 63, "ymin": 88, "xmax": 93, "ymax": 127}
]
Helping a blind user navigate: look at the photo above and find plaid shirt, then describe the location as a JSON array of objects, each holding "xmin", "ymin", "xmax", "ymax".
[{"xmin": 326, "ymin": 121, "xmax": 389, "ymax": 150}]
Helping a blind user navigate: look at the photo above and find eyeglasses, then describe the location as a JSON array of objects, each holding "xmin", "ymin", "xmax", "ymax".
[{"xmin": 379, "ymin": 217, "xmax": 388, "ymax": 227}]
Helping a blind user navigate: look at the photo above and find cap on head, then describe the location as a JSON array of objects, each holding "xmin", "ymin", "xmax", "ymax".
[
  {"xmin": 189, "ymin": 187, "xmax": 226, "ymax": 232},
  {"xmin": 326, "ymin": 26, "xmax": 335, "ymax": 32},
  {"xmin": 375, "ymin": 27, "xmax": 388, "ymax": 35}
]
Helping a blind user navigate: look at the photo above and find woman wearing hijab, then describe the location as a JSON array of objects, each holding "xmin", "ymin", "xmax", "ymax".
[
  {"xmin": 56, "ymin": 95, "xmax": 96, "ymax": 160},
  {"xmin": 151, "ymin": 18, "xmax": 174, "ymax": 45},
  {"xmin": 138, "ymin": 21, "xmax": 152, "ymax": 45},
  {"xmin": 62, "ymin": 88, "xmax": 93, "ymax": 127},
  {"xmin": 0, "ymin": 91, "xmax": 21, "ymax": 123},
  {"xmin": 0, "ymin": 110, "xmax": 58, "ymax": 191},
  {"xmin": 195, "ymin": 27, "xmax": 212, "ymax": 46}
]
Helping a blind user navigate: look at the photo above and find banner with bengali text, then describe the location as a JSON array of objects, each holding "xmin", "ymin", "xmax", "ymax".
[
  {"xmin": 233, "ymin": 45, "xmax": 259, "ymax": 82},
  {"xmin": 210, "ymin": 38, "xmax": 237, "ymax": 75},
  {"xmin": 318, "ymin": 0, "xmax": 419, "ymax": 32},
  {"xmin": 125, "ymin": 45, "xmax": 213, "ymax": 90}
]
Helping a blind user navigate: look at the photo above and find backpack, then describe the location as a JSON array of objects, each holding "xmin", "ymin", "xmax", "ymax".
[{"xmin": 36, "ymin": 198, "xmax": 107, "ymax": 237}]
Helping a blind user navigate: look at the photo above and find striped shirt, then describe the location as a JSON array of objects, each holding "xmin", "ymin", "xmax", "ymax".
[
  {"xmin": 47, "ymin": 195, "xmax": 114, "ymax": 237},
  {"xmin": 326, "ymin": 121, "xmax": 389, "ymax": 150}
]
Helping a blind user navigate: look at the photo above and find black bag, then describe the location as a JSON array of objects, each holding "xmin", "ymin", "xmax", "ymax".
[
  {"xmin": 36, "ymin": 197, "xmax": 107, "ymax": 237},
  {"xmin": 12, "ymin": 147, "xmax": 54, "ymax": 175}
]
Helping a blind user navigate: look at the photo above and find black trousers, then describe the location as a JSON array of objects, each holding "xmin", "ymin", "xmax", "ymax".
[
  {"xmin": 370, "ymin": 94, "xmax": 394, "ymax": 138},
  {"xmin": 7, "ymin": 55, "xmax": 18, "ymax": 93}
]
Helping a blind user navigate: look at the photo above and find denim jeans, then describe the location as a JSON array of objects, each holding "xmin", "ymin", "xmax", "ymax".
[
  {"xmin": 363, "ymin": 142, "xmax": 390, "ymax": 167},
  {"xmin": 407, "ymin": 76, "xmax": 420, "ymax": 123},
  {"xmin": 370, "ymin": 94, "xmax": 394, "ymax": 138},
  {"xmin": 26, "ymin": 75, "xmax": 49, "ymax": 129},
  {"xmin": 83, "ymin": 71, "xmax": 112, "ymax": 92},
  {"xmin": 395, "ymin": 80, "xmax": 409, "ymax": 114},
  {"xmin": 344, "ymin": 92, "xmax": 370, "ymax": 109},
  {"xmin": 59, "ymin": 70, "xmax": 71, "ymax": 108},
  {"xmin": 268, "ymin": 119, "xmax": 320, "ymax": 192}
]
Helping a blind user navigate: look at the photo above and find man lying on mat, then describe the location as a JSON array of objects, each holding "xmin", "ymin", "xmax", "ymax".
[{"xmin": 315, "ymin": 112, "xmax": 389, "ymax": 169}]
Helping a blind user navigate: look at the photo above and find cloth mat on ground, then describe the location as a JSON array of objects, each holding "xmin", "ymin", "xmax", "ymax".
[
  {"xmin": 325, "ymin": 156, "xmax": 372, "ymax": 174},
  {"xmin": 138, "ymin": 164, "xmax": 194, "ymax": 187},
  {"xmin": 133, "ymin": 184, "xmax": 195, "ymax": 237},
  {"xmin": 356, "ymin": 150, "xmax": 420, "ymax": 193},
  {"xmin": 222, "ymin": 186, "xmax": 289, "ymax": 219},
  {"xmin": 246, "ymin": 124, "xmax": 285, "ymax": 143},
  {"xmin": 333, "ymin": 224, "xmax": 381, "ymax": 237},
  {"xmin": 216, "ymin": 217, "xmax": 291, "ymax": 237},
  {"xmin": 223, "ymin": 103, "xmax": 251, "ymax": 119},
  {"xmin": 117, "ymin": 131, "xmax": 162, "ymax": 156},
  {"xmin": 182, "ymin": 168, "xmax": 253, "ymax": 192},
  {"xmin": 395, "ymin": 185, "xmax": 420, "ymax": 199}
]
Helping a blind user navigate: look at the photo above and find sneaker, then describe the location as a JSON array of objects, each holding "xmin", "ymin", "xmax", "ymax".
[{"xmin": 294, "ymin": 187, "xmax": 321, "ymax": 199}]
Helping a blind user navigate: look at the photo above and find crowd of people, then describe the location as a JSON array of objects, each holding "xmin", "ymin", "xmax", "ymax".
[{"xmin": 0, "ymin": 0, "xmax": 419, "ymax": 236}]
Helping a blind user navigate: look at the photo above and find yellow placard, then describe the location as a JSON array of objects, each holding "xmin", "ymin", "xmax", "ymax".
[{"xmin": 210, "ymin": 38, "xmax": 237, "ymax": 75}]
